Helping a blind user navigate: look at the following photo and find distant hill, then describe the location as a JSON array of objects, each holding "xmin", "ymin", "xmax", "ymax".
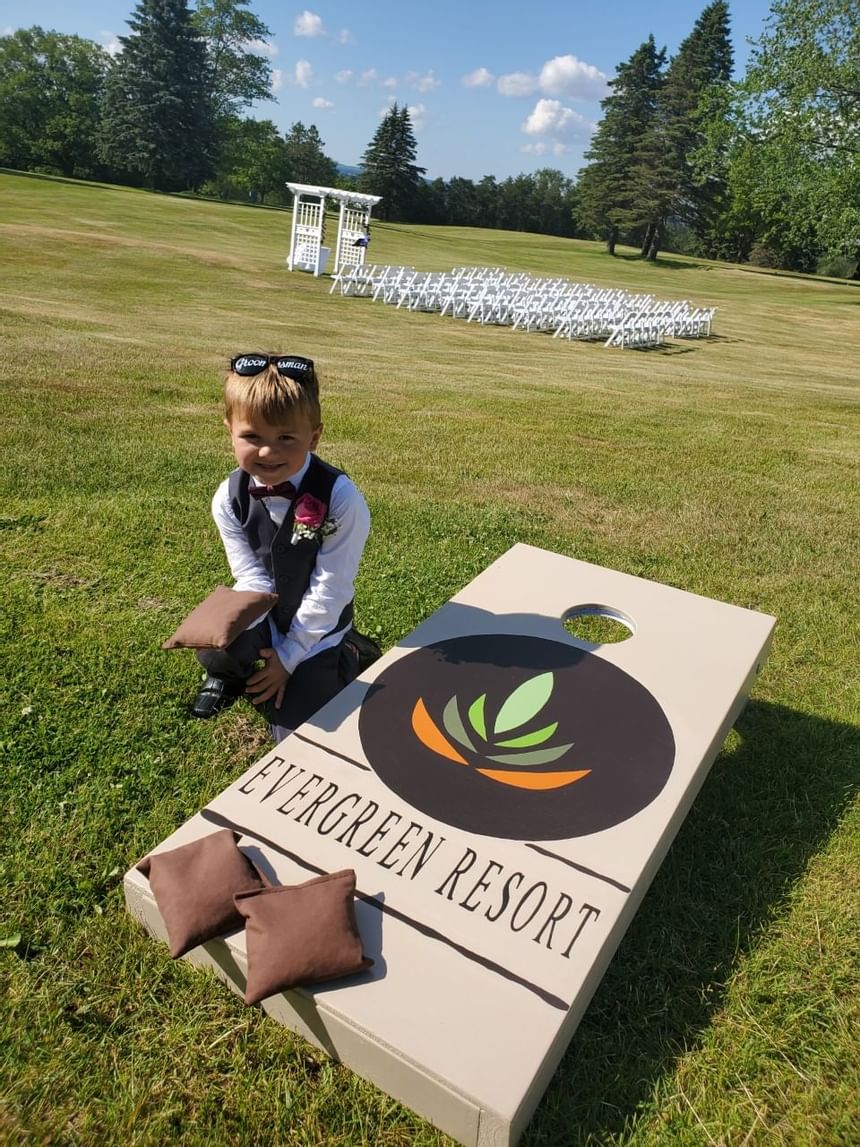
[{"xmin": 335, "ymin": 161, "xmax": 433, "ymax": 184}]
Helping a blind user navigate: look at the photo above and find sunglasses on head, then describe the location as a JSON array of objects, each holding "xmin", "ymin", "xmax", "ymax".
[{"xmin": 230, "ymin": 354, "xmax": 315, "ymax": 383}]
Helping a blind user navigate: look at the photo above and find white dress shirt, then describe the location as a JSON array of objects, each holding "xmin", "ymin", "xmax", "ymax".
[{"xmin": 211, "ymin": 454, "xmax": 370, "ymax": 674}]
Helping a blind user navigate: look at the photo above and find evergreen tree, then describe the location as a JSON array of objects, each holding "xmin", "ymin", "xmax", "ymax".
[
  {"xmin": 475, "ymin": 176, "xmax": 499, "ymax": 230},
  {"xmin": 358, "ymin": 103, "xmax": 426, "ymax": 221},
  {"xmin": 496, "ymin": 174, "xmax": 540, "ymax": 232},
  {"xmin": 0, "ymin": 28, "xmax": 109, "ymax": 178},
  {"xmin": 282, "ymin": 122, "xmax": 339, "ymax": 187},
  {"xmin": 445, "ymin": 177, "xmax": 481, "ymax": 226},
  {"xmin": 99, "ymin": 0, "xmax": 215, "ymax": 191},
  {"xmin": 411, "ymin": 169, "xmax": 576, "ymax": 236},
  {"xmin": 637, "ymin": 0, "xmax": 733, "ymax": 260},
  {"xmin": 576, "ymin": 36, "xmax": 665, "ymax": 254},
  {"xmin": 414, "ymin": 176, "xmax": 447, "ymax": 224}
]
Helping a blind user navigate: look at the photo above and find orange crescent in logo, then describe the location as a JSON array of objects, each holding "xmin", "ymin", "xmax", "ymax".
[
  {"xmin": 411, "ymin": 698, "xmax": 469, "ymax": 765},
  {"xmin": 475, "ymin": 768, "xmax": 591, "ymax": 790}
]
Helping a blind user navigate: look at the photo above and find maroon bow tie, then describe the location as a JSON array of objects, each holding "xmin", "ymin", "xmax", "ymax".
[{"xmin": 249, "ymin": 480, "xmax": 297, "ymax": 500}]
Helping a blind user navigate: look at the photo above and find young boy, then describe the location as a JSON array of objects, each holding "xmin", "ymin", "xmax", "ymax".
[{"xmin": 191, "ymin": 352, "xmax": 370, "ymax": 741}]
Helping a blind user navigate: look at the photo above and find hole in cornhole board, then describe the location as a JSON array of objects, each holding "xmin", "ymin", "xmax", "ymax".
[{"xmin": 562, "ymin": 604, "xmax": 634, "ymax": 645}]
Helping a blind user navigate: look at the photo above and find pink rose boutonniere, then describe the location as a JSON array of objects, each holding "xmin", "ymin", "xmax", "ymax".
[{"xmin": 291, "ymin": 493, "xmax": 338, "ymax": 545}]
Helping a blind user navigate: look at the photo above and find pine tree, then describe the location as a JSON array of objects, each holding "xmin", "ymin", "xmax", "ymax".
[
  {"xmin": 98, "ymin": 0, "xmax": 215, "ymax": 191},
  {"xmin": 637, "ymin": 0, "xmax": 733, "ymax": 259},
  {"xmin": 476, "ymin": 176, "xmax": 499, "ymax": 229},
  {"xmin": 445, "ymin": 177, "xmax": 481, "ymax": 226},
  {"xmin": 283, "ymin": 122, "xmax": 339, "ymax": 187},
  {"xmin": 358, "ymin": 103, "xmax": 426, "ymax": 221},
  {"xmin": 577, "ymin": 36, "xmax": 666, "ymax": 254}
]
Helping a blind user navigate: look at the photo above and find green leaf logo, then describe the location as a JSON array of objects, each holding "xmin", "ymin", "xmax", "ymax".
[
  {"xmin": 495, "ymin": 721, "xmax": 558, "ymax": 749},
  {"xmin": 442, "ymin": 695, "xmax": 477, "ymax": 751},
  {"xmin": 467, "ymin": 693, "xmax": 487, "ymax": 740},
  {"xmin": 413, "ymin": 668, "xmax": 590, "ymax": 792},
  {"xmin": 493, "ymin": 672, "xmax": 554, "ymax": 735},
  {"xmin": 486, "ymin": 743, "xmax": 574, "ymax": 766}
]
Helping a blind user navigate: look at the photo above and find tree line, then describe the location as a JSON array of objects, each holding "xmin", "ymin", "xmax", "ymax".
[
  {"xmin": 0, "ymin": 0, "xmax": 857, "ymax": 274},
  {"xmin": 0, "ymin": 0, "xmax": 322, "ymax": 197},
  {"xmin": 0, "ymin": 0, "xmax": 580, "ymax": 240},
  {"xmin": 578, "ymin": 0, "xmax": 859, "ymax": 274}
]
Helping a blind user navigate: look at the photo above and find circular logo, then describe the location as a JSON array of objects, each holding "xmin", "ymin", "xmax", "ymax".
[{"xmin": 358, "ymin": 634, "xmax": 675, "ymax": 841}]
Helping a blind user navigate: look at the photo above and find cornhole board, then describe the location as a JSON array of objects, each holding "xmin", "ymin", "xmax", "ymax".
[{"xmin": 125, "ymin": 544, "xmax": 775, "ymax": 1146}]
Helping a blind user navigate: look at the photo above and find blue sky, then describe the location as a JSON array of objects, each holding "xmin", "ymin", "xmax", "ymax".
[{"xmin": 0, "ymin": 0, "xmax": 777, "ymax": 180}]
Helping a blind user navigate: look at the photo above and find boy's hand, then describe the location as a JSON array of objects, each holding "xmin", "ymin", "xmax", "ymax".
[{"xmin": 245, "ymin": 648, "xmax": 290, "ymax": 708}]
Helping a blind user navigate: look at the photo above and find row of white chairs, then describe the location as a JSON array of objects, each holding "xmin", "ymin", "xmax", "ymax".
[{"xmin": 329, "ymin": 264, "xmax": 716, "ymax": 349}]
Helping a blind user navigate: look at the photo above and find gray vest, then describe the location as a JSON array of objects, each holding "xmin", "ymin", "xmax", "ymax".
[{"xmin": 227, "ymin": 455, "xmax": 354, "ymax": 637}]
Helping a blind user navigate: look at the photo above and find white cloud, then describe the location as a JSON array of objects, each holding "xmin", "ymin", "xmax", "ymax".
[
  {"xmin": 246, "ymin": 37, "xmax": 278, "ymax": 57},
  {"xmin": 99, "ymin": 31, "xmax": 123, "ymax": 56},
  {"xmin": 292, "ymin": 10, "xmax": 351, "ymax": 43},
  {"xmin": 462, "ymin": 67, "xmax": 494, "ymax": 88},
  {"xmin": 376, "ymin": 101, "xmax": 426, "ymax": 132},
  {"xmin": 406, "ymin": 70, "xmax": 440, "ymax": 93},
  {"xmin": 521, "ymin": 98, "xmax": 593, "ymax": 141},
  {"xmin": 342, "ymin": 68, "xmax": 438, "ymax": 92},
  {"xmin": 521, "ymin": 140, "xmax": 570, "ymax": 157},
  {"xmin": 496, "ymin": 55, "xmax": 608, "ymax": 103},
  {"xmin": 312, "ymin": 96, "xmax": 334, "ymax": 109},
  {"xmin": 294, "ymin": 59, "xmax": 313, "ymax": 87},
  {"xmin": 538, "ymin": 54, "xmax": 609, "ymax": 100},
  {"xmin": 342, "ymin": 67, "xmax": 438, "ymax": 92},
  {"xmin": 498, "ymin": 72, "xmax": 537, "ymax": 97},
  {"xmin": 406, "ymin": 103, "xmax": 426, "ymax": 132},
  {"xmin": 271, "ymin": 69, "xmax": 284, "ymax": 93},
  {"xmin": 294, "ymin": 10, "xmax": 324, "ymax": 37}
]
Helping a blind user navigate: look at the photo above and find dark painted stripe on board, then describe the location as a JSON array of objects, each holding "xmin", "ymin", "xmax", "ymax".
[
  {"xmin": 200, "ymin": 806, "xmax": 571, "ymax": 1012},
  {"xmin": 524, "ymin": 842, "xmax": 631, "ymax": 893},
  {"xmin": 291, "ymin": 731, "xmax": 373, "ymax": 771}
]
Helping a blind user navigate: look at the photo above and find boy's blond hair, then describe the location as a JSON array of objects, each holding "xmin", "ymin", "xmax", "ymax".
[{"xmin": 224, "ymin": 363, "xmax": 321, "ymax": 426}]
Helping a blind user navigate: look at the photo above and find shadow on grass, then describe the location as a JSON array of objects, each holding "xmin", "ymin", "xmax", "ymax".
[
  {"xmin": 193, "ymin": 603, "xmax": 853, "ymax": 1144},
  {"xmin": 1, "ymin": 167, "xmax": 290, "ymax": 213},
  {"xmin": 616, "ymin": 252, "xmax": 715, "ymax": 272},
  {"xmin": 541, "ymin": 335, "xmax": 699, "ymax": 354},
  {"xmin": 614, "ymin": 249, "xmax": 860, "ymax": 287},
  {"xmin": 727, "ymin": 266, "xmax": 860, "ymax": 289},
  {"xmin": 522, "ymin": 698, "xmax": 859, "ymax": 1146},
  {"xmin": 625, "ymin": 344, "xmax": 697, "ymax": 355},
  {"xmin": 1, "ymin": 166, "xmax": 139, "ymax": 194}
]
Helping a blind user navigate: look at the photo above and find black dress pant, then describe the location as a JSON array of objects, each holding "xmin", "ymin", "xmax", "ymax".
[{"xmin": 197, "ymin": 620, "xmax": 355, "ymax": 730}]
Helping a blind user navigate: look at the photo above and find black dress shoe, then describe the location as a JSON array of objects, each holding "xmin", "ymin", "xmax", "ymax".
[{"xmin": 189, "ymin": 675, "xmax": 246, "ymax": 719}]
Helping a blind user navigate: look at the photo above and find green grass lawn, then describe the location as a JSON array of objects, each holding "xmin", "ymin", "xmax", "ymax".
[{"xmin": 1, "ymin": 170, "xmax": 858, "ymax": 1146}]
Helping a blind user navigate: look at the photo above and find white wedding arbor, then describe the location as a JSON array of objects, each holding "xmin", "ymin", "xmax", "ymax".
[{"xmin": 285, "ymin": 183, "xmax": 382, "ymax": 277}]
